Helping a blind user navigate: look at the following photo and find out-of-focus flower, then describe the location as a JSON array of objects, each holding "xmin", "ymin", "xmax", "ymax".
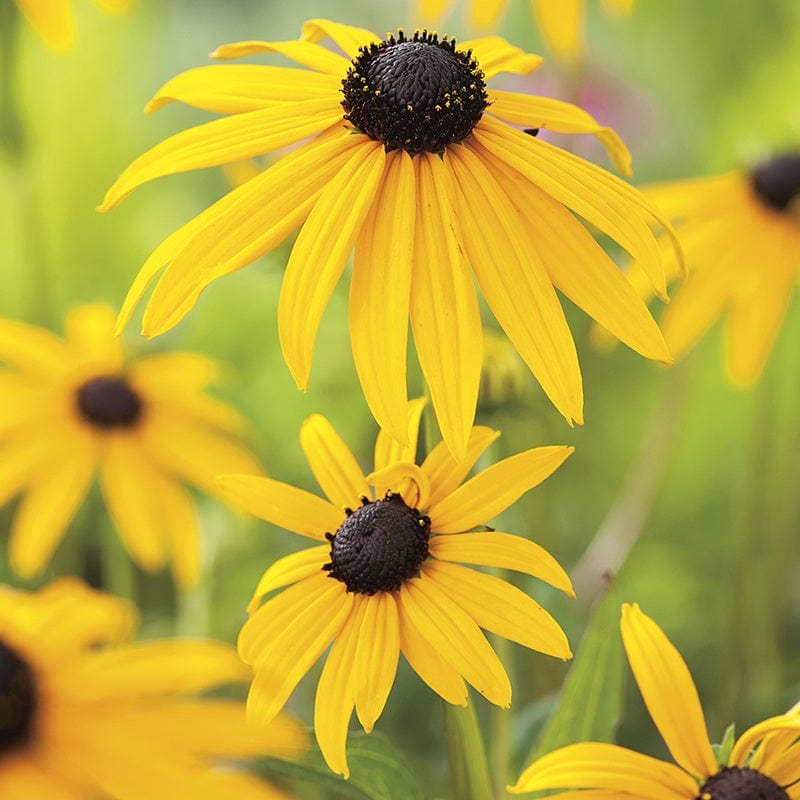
[
  {"xmin": 0, "ymin": 578, "xmax": 305, "ymax": 798},
  {"xmin": 100, "ymin": 18, "xmax": 676, "ymax": 458},
  {"xmin": 511, "ymin": 603, "xmax": 800, "ymax": 798},
  {"xmin": 0, "ymin": 303, "xmax": 261, "ymax": 588},
  {"xmin": 218, "ymin": 399, "xmax": 574, "ymax": 777},
  {"xmin": 479, "ymin": 329, "xmax": 530, "ymax": 408}
]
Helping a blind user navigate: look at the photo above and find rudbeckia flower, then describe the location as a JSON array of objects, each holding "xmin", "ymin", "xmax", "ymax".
[
  {"xmin": 511, "ymin": 603, "xmax": 800, "ymax": 799},
  {"xmin": 0, "ymin": 578, "xmax": 304, "ymax": 798},
  {"xmin": 100, "ymin": 19, "xmax": 676, "ymax": 458},
  {"xmin": 12, "ymin": 0, "xmax": 131, "ymax": 51},
  {"xmin": 0, "ymin": 303, "xmax": 260, "ymax": 587},
  {"xmin": 218, "ymin": 398, "xmax": 575, "ymax": 778},
  {"xmin": 622, "ymin": 154, "xmax": 800, "ymax": 385}
]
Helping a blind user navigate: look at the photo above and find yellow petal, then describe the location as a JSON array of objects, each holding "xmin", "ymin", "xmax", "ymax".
[
  {"xmin": 415, "ymin": 0, "xmax": 454, "ymax": 24},
  {"xmin": 64, "ymin": 304, "xmax": 124, "ymax": 372},
  {"xmin": 351, "ymin": 150, "xmax": 416, "ymax": 445},
  {"xmin": 730, "ymin": 715, "xmax": 800, "ymax": 768},
  {"xmin": 0, "ymin": 756, "xmax": 80, "ymax": 799},
  {"xmin": 531, "ymin": 0, "xmax": 583, "ymax": 65},
  {"xmin": 372, "ymin": 396, "xmax": 426, "ymax": 471},
  {"xmin": 424, "ymin": 560, "xmax": 571, "ymax": 659},
  {"xmin": 300, "ymin": 19, "xmax": 379, "ymax": 58},
  {"xmin": 248, "ymin": 546, "xmax": 330, "ymax": 614},
  {"xmin": 366, "ymin": 463, "xmax": 430, "ymax": 510},
  {"xmin": 211, "ymin": 39, "xmax": 350, "ymax": 75},
  {"xmin": 279, "ymin": 141, "xmax": 387, "ymax": 391},
  {"xmin": 410, "ymin": 153, "xmax": 482, "ymax": 461},
  {"xmin": 429, "ymin": 445, "xmax": 573, "ymax": 533},
  {"xmin": 459, "ymin": 36, "xmax": 543, "ymax": 79},
  {"xmin": 14, "ymin": 0, "xmax": 74, "ymax": 50},
  {"xmin": 300, "ymin": 414, "xmax": 369, "ymax": 511},
  {"xmin": 0, "ymin": 427, "xmax": 53, "ymax": 507},
  {"xmin": 156, "ymin": 473, "xmax": 202, "ymax": 591},
  {"xmin": 429, "ymin": 531, "xmax": 573, "ymax": 596},
  {"xmin": 0, "ymin": 318, "xmax": 70, "ymax": 374},
  {"xmin": 468, "ymin": 0, "xmax": 509, "ymax": 28},
  {"xmin": 620, "ymin": 603, "xmax": 717, "ymax": 778}
]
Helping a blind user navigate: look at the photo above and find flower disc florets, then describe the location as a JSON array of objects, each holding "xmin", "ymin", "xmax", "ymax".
[
  {"xmin": 750, "ymin": 154, "xmax": 800, "ymax": 213},
  {"xmin": 323, "ymin": 492, "xmax": 431, "ymax": 594},
  {"xmin": 76, "ymin": 376, "xmax": 143, "ymax": 429},
  {"xmin": 698, "ymin": 767, "xmax": 789, "ymax": 800},
  {"xmin": 0, "ymin": 640, "xmax": 37, "ymax": 754},
  {"xmin": 341, "ymin": 29, "xmax": 488, "ymax": 155}
]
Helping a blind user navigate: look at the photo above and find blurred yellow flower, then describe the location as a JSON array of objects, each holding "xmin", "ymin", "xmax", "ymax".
[
  {"xmin": 218, "ymin": 399, "xmax": 574, "ymax": 778},
  {"xmin": 623, "ymin": 155, "xmax": 800, "ymax": 385},
  {"xmin": 511, "ymin": 602, "xmax": 800, "ymax": 798},
  {"xmin": 0, "ymin": 578, "xmax": 305, "ymax": 798},
  {"xmin": 12, "ymin": 0, "xmax": 131, "ymax": 50},
  {"xmin": 100, "ymin": 18, "xmax": 676, "ymax": 459},
  {"xmin": 0, "ymin": 303, "xmax": 261, "ymax": 588}
]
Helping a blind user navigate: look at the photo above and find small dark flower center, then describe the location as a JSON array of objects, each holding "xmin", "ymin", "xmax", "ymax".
[
  {"xmin": 76, "ymin": 376, "xmax": 143, "ymax": 429},
  {"xmin": 323, "ymin": 492, "xmax": 431, "ymax": 594},
  {"xmin": 341, "ymin": 29, "xmax": 488, "ymax": 155},
  {"xmin": 0, "ymin": 640, "xmax": 37, "ymax": 756},
  {"xmin": 750, "ymin": 154, "xmax": 800, "ymax": 213},
  {"xmin": 698, "ymin": 767, "xmax": 789, "ymax": 800}
]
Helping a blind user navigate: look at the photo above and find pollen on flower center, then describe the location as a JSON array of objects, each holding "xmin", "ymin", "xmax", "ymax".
[
  {"xmin": 341, "ymin": 30, "xmax": 488, "ymax": 155},
  {"xmin": 0, "ymin": 640, "xmax": 37, "ymax": 755},
  {"xmin": 76, "ymin": 376, "xmax": 143, "ymax": 429},
  {"xmin": 698, "ymin": 766, "xmax": 789, "ymax": 800},
  {"xmin": 323, "ymin": 492, "xmax": 431, "ymax": 594},
  {"xmin": 750, "ymin": 154, "xmax": 800, "ymax": 213}
]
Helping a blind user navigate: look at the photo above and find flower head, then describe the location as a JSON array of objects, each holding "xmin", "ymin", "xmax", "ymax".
[
  {"xmin": 0, "ymin": 303, "xmax": 261, "ymax": 587},
  {"xmin": 0, "ymin": 578, "xmax": 305, "ymax": 797},
  {"xmin": 101, "ymin": 19, "xmax": 677, "ymax": 458},
  {"xmin": 218, "ymin": 398, "xmax": 575, "ymax": 777},
  {"xmin": 511, "ymin": 602, "xmax": 800, "ymax": 799}
]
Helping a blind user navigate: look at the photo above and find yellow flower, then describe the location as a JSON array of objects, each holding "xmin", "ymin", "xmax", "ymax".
[
  {"xmin": 415, "ymin": 0, "xmax": 635, "ymax": 64},
  {"xmin": 624, "ymin": 155, "xmax": 800, "ymax": 385},
  {"xmin": 100, "ymin": 19, "xmax": 676, "ymax": 459},
  {"xmin": 511, "ymin": 602, "xmax": 800, "ymax": 799},
  {"xmin": 12, "ymin": 0, "xmax": 131, "ymax": 51},
  {"xmin": 0, "ymin": 578, "xmax": 305, "ymax": 798},
  {"xmin": 218, "ymin": 398, "xmax": 575, "ymax": 778},
  {"xmin": 0, "ymin": 303, "xmax": 260, "ymax": 588}
]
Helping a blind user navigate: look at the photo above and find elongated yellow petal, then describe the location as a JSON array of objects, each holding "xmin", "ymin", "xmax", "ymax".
[
  {"xmin": 64, "ymin": 304, "xmax": 123, "ymax": 372},
  {"xmin": 300, "ymin": 414, "xmax": 369, "ymax": 510},
  {"xmin": 410, "ymin": 153, "xmax": 481, "ymax": 460},
  {"xmin": 146, "ymin": 65, "xmax": 340, "ymax": 114},
  {"xmin": 459, "ymin": 36, "xmax": 543, "ymax": 79},
  {"xmin": 0, "ymin": 428, "xmax": 53, "ymax": 506},
  {"xmin": 424, "ymin": 561, "xmax": 571, "ymax": 659},
  {"xmin": 212, "ymin": 39, "xmax": 350, "ymax": 75},
  {"xmin": 400, "ymin": 578, "xmax": 511, "ymax": 707},
  {"xmin": 730, "ymin": 715, "xmax": 800, "ymax": 768},
  {"xmin": 0, "ymin": 318, "xmax": 70, "ymax": 373},
  {"xmin": 216, "ymin": 475, "xmax": 341, "ymax": 541},
  {"xmin": 248, "ymin": 546, "xmax": 329, "ymax": 613},
  {"xmin": 279, "ymin": 141, "xmax": 386, "ymax": 391},
  {"xmin": 531, "ymin": 0, "xmax": 583, "ymax": 65},
  {"xmin": 372, "ymin": 396, "xmax": 426, "ymax": 472},
  {"xmin": 153, "ymin": 473, "xmax": 202, "ymax": 591},
  {"xmin": 14, "ymin": 0, "xmax": 74, "ymax": 50},
  {"xmin": 429, "ymin": 531, "xmax": 573, "ymax": 596},
  {"xmin": 621, "ymin": 603, "xmax": 717, "ymax": 778},
  {"xmin": 366, "ymin": 463, "xmax": 430, "ymax": 510},
  {"xmin": 468, "ymin": 0, "xmax": 509, "ymax": 28},
  {"xmin": 301, "ymin": 19, "xmax": 379, "ymax": 57},
  {"xmin": 511, "ymin": 741, "xmax": 698, "ymax": 798},
  {"xmin": 0, "ymin": 756, "xmax": 80, "ymax": 798},
  {"xmin": 351, "ymin": 150, "xmax": 416, "ymax": 445},
  {"xmin": 445, "ymin": 143, "xmax": 583, "ymax": 425},
  {"xmin": 99, "ymin": 99, "xmax": 342, "ymax": 210},
  {"xmin": 429, "ymin": 445, "xmax": 573, "ymax": 533},
  {"xmin": 415, "ymin": 0, "xmax": 453, "ymax": 24}
]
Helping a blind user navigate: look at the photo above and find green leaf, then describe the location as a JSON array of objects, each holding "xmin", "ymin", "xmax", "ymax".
[
  {"xmin": 443, "ymin": 698, "xmax": 493, "ymax": 800},
  {"xmin": 712, "ymin": 722, "xmax": 737, "ymax": 766},
  {"xmin": 528, "ymin": 586, "xmax": 626, "ymax": 760}
]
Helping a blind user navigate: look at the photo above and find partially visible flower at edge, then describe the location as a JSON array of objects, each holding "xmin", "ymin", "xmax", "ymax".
[
  {"xmin": 217, "ymin": 397, "xmax": 575, "ymax": 778},
  {"xmin": 0, "ymin": 578, "xmax": 304, "ymax": 798},
  {"xmin": 0, "ymin": 303, "xmax": 261, "ymax": 588},
  {"xmin": 511, "ymin": 602, "xmax": 800, "ymax": 799},
  {"xmin": 100, "ymin": 18, "xmax": 678, "ymax": 460}
]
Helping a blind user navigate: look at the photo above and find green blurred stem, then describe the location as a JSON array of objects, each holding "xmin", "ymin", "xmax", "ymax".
[
  {"xmin": 98, "ymin": 508, "xmax": 137, "ymax": 602},
  {"xmin": 443, "ymin": 699, "xmax": 494, "ymax": 800},
  {"xmin": 489, "ymin": 633, "xmax": 512, "ymax": 800}
]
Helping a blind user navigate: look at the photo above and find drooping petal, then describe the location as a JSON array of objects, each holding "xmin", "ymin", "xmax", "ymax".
[
  {"xmin": 372, "ymin": 396, "xmax": 426, "ymax": 472},
  {"xmin": 248, "ymin": 546, "xmax": 330, "ymax": 613},
  {"xmin": 729, "ymin": 715, "xmax": 800, "ymax": 769},
  {"xmin": 620, "ymin": 603, "xmax": 718, "ymax": 778},
  {"xmin": 366, "ymin": 462, "xmax": 430, "ymax": 510},
  {"xmin": 211, "ymin": 39, "xmax": 351, "ymax": 75},
  {"xmin": 459, "ymin": 36, "xmax": 543, "ymax": 79},
  {"xmin": 429, "ymin": 445, "xmax": 573, "ymax": 533},
  {"xmin": 300, "ymin": 19, "xmax": 379, "ymax": 58}
]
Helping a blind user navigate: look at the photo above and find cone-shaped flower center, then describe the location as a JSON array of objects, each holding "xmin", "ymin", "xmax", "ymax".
[
  {"xmin": 323, "ymin": 492, "xmax": 431, "ymax": 594},
  {"xmin": 698, "ymin": 767, "xmax": 789, "ymax": 800},
  {"xmin": 750, "ymin": 154, "xmax": 800, "ymax": 213},
  {"xmin": 341, "ymin": 30, "xmax": 488, "ymax": 155},
  {"xmin": 0, "ymin": 640, "xmax": 37, "ymax": 755},
  {"xmin": 76, "ymin": 376, "xmax": 143, "ymax": 429}
]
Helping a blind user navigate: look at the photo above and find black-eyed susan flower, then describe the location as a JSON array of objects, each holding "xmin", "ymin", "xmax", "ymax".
[
  {"xmin": 623, "ymin": 154, "xmax": 800, "ymax": 385},
  {"xmin": 217, "ymin": 398, "xmax": 574, "ymax": 778},
  {"xmin": 11, "ymin": 0, "xmax": 130, "ymax": 50},
  {"xmin": 0, "ymin": 303, "xmax": 260, "ymax": 588},
  {"xmin": 511, "ymin": 602, "xmax": 800, "ymax": 799},
  {"xmin": 100, "ymin": 19, "xmax": 676, "ymax": 458},
  {"xmin": 0, "ymin": 578, "xmax": 304, "ymax": 798}
]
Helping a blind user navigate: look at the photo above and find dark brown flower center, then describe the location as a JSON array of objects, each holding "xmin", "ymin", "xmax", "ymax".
[
  {"xmin": 698, "ymin": 767, "xmax": 789, "ymax": 800},
  {"xmin": 341, "ymin": 30, "xmax": 488, "ymax": 155},
  {"xmin": 750, "ymin": 154, "xmax": 800, "ymax": 213},
  {"xmin": 0, "ymin": 640, "xmax": 36, "ymax": 756},
  {"xmin": 323, "ymin": 492, "xmax": 430, "ymax": 594},
  {"xmin": 76, "ymin": 376, "xmax": 143, "ymax": 429}
]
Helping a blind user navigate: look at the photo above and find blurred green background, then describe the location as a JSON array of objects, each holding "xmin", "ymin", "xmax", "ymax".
[{"xmin": 1, "ymin": 0, "xmax": 799, "ymax": 796}]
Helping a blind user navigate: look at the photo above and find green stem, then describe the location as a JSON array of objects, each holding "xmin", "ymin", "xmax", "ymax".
[
  {"xmin": 443, "ymin": 699, "xmax": 494, "ymax": 800},
  {"xmin": 489, "ymin": 633, "xmax": 512, "ymax": 800}
]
